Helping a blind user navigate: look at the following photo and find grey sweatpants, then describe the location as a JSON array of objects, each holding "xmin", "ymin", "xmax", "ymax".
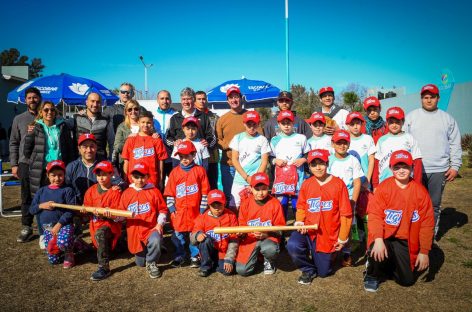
[{"xmin": 423, "ymin": 172, "xmax": 446, "ymax": 236}]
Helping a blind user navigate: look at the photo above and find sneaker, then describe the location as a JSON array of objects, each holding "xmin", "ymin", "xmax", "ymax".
[
  {"xmin": 190, "ymin": 257, "xmax": 201, "ymax": 268},
  {"xmin": 39, "ymin": 235, "xmax": 46, "ymax": 250},
  {"xmin": 198, "ymin": 270, "xmax": 210, "ymax": 277},
  {"xmin": 342, "ymin": 253, "xmax": 352, "ymax": 267},
  {"xmin": 17, "ymin": 226, "xmax": 33, "ymax": 243},
  {"xmin": 364, "ymin": 275, "xmax": 379, "ymax": 292},
  {"xmin": 298, "ymin": 272, "xmax": 316, "ymax": 285},
  {"xmin": 170, "ymin": 258, "xmax": 184, "ymax": 268},
  {"xmin": 263, "ymin": 260, "xmax": 276, "ymax": 275},
  {"xmin": 91, "ymin": 267, "xmax": 111, "ymax": 281},
  {"xmin": 63, "ymin": 253, "xmax": 75, "ymax": 269},
  {"xmin": 146, "ymin": 262, "xmax": 162, "ymax": 279}
]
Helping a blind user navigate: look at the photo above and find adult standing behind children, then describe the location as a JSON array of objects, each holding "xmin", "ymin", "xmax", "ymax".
[
  {"xmin": 103, "ymin": 82, "xmax": 136, "ymax": 133},
  {"xmin": 404, "ymin": 84, "xmax": 462, "ymax": 237},
  {"xmin": 318, "ymin": 87, "xmax": 349, "ymax": 135}
]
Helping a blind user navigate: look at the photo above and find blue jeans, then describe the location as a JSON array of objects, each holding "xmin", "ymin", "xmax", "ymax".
[
  {"xmin": 171, "ymin": 231, "xmax": 199, "ymax": 261},
  {"xmin": 287, "ymin": 231, "xmax": 332, "ymax": 277},
  {"xmin": 197, "ymin": 237, "xmax": 232, "ymax": 275},
  {"xmin": 220, "ymin": 164, "xmax": 235, "ymax": 204},
  {"xmin": 135, "ymin": 232, "xmax": 163, "ymax": 267}
]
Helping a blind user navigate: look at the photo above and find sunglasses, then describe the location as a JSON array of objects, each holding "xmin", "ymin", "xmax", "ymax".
[
  {"xmin": 43, "ymin": 108, "xmax": 56, "ymax": 113},
  {"xmin": 120, "ymin": 90, "xmax": 131, "ymax": 95},
  {"xmin": 127, "ymin": 107, "xmax": 139, "ymax": 112}
]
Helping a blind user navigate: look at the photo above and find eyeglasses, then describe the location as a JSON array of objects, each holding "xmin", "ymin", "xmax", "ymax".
[
  {"xmin": 43, "ymin": 108, "xmax": 56, "ymax": 113},
  {"xmin": 127, "ymin": 107, "xmax": 139, "ymax": 112},
  {"xmin": 120, "ymin": 90, "xmax": 131, "ymax": 95}
]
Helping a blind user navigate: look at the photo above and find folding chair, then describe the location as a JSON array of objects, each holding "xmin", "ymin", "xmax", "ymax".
[{"xmin": 0, "ymin": 159, "xmax": 22, "ymax": 217}]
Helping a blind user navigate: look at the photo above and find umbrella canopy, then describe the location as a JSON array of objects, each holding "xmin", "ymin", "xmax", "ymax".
[
  {"xmin": 7, "ymin": 73, "xmax": 118, "ymax": 106},
  {"xmin": 207, "ymin": 78, "xmax": 280, "ymax": 108}
]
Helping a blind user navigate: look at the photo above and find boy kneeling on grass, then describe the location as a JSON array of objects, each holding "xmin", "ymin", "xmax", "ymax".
[{"xmin": 364, "ymin": 150, "xmax": 434, "ymax": 292}]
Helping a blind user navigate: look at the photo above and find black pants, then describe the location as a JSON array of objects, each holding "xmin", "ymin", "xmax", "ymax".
[
  {"xmin": 208, "ymin": 162, "xmax": 219, "ymax": 190},
  {"xmin": 95, "ymin": 226, "xmax": 113, "ymax": 268},
  {"xmin": 366, "ymin": 238, "xmax": 416, "ymax": 286},
  {"xmin": 18, "ymin": 163, "xmax": 33, "ymax": 227}
]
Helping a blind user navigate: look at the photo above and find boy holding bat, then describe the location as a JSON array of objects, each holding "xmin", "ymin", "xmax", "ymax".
[
  {"xmin": 236, "ymin": 172, "xmax": 286, "ymax": 276},
  {"xmin": 287, "ymin": 149, "xmax": 352, "ymax": 285},
  {"xmin": 82, "ymin": 161, "xmax": 122, "ymax": 281},
  {"xmin": 190, "ymin": 190, "xmax": 239, "ymax": 277}
]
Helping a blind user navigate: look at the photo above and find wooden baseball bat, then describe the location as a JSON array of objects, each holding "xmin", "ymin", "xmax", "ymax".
[
  {"xmin": 51, "ymin": 203, "xmax": 134, "ymax": 218},
  {"xmin": 213, "ymin": 224, "xmax": 318, "ymax": 234}
]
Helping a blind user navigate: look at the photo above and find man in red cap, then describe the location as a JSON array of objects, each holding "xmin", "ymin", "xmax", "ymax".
[
  {"xmin": 364, "ymin": 150, "xmax": 434, "ymax": 292},
  {"xmin": 362, "ymin": 96, "xmax": 388, "ymax": 144},
  {"xmin": 317, "ymin": 86, "xmax": 349, "ymax": 134},
  {"xmin": 404, "ymin": 84, "xmax": 462, "ymax": 238}
]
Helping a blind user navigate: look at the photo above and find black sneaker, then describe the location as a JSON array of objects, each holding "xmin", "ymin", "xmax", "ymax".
[
  {"xmin": 363, "ymin": 274, "xmax": 379, "ymax": 292},
  {"xmin": 298, "ymin": 272, "xmax": 316, "ymax": 285},
  {"xmin": 170, "ymin": 258, "xmax": 184, "ymax": 268},
  {"xmin": 17, "ymin": 226, "xmax": 33, "ymax": 243},
  {"xmin": 190, "ymin": 257, "xmax": 201, "ymax": 268},
  {"xmin": 263, "ymin": 260, "xmax": 276, "ymax": 275},
  {"xmin": 198, "ymin": 270, "xmax": 210, "ymax": 277},
  {"xmin": 91, "ymin": 267, "xmax": 111, "ymax": 281},
  {"xmin": 146, "ymin": 262, "xmax": 162, "ymax": 279}
]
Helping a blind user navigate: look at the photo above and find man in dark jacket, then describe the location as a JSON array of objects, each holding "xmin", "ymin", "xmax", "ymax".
[
  {"xmin": 165, "ymin": 87, "xmax": 216, "ymax": 155},
  {"xmin": 9, "ymin": 87, "xmax": 41, "ymax": 243},
  {"xmin": 67, "ymin": 92, "xmax": 115, "ymax": 160},
  {"xmin": 103, "ymin": 82, "xmax": 134, "ymax": 133}
]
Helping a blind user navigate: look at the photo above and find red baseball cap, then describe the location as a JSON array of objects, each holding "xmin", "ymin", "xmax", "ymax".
[
  {"xmin": 420, "ymin": 84, "xmax": 439, "ymax": 96},
  {"xmin": 307, "ymin": 149, "xmax": 330, "ymax": 163},
  {"xmin": 173, "ymin": 140, "xmax": 197, "ymax": 156},
  {"xmin": 46, "ymin": 160, "xmax": 66, "ymax": 173},
  {"xmin": 182, "ymin": 116, "xmax": 200, "ymax": 128},
  {"xmin": 78, "ymin": 133, "xmax": 97, "ymax": 146},
  {"xmin": 250, "ymin": 172, "xmax": 270, "ymax": 187},
  {"xmin": 243, "ymin": 111, "xmax": 261, "ymax": 124},
  {"xmin": 363, "ymin": 96, "xmax": 381, "ymax": 110},
  {"xmin": 345, "ymin": 112, "xmax": 365, "ymax": 124},
  {"xmin": 277, "ymin": 110, "xmax": 295, "ymax": 122},
  {"xmin": 389, "ymin": 150, "xmax": 413, "ymax": 167},
  {"xmin": 226, "ymin": 86, "xmax": 241, "ymax": 97},
  {"xmin": 306, "ymin": 112, "xmax": 326, "ymax": 125},
  {"xmin": 93, "ymin": 160, "xmax": 114, "ymax": 174},
  {"xmin": 130, "ymin": 162, "xmax": 149, "ymax": 175},
  {"xmin": 207, "ymin": 190, "xmax": 226, "ymax": 205},
  {"xmin": 332, "ymin": 129, "xmax": 351, "ymax": 143},
  {"xmin": 386, "ymin": 106, "xmax": 405, "ymax": 120},
  {"xmin": 319, "ymin": 86, "xmax": 334, "ymax": 97}
]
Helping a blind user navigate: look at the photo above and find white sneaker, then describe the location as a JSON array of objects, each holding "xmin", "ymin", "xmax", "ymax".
[
  {"xmin": 39, "ymin": 235, "xmax": 46, "ymax": 250},
  {"xmin": 263, "ymin": 260, "xmax": 276, "ymax": 275}
]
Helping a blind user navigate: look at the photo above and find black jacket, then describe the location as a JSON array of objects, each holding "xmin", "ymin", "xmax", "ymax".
[{"xmin": 165, "ymin": 109, "xmax": 216, "ymax": 148}]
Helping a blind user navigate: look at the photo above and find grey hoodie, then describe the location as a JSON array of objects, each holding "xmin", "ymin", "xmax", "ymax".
[{"xmin": 9, "ymin": 110, "xmax": 36, "ymax": 166}]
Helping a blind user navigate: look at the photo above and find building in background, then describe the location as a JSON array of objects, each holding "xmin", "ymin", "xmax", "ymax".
[{"xmin": 367, "ymin": 86, "xmax": 406, "ymax": 100}]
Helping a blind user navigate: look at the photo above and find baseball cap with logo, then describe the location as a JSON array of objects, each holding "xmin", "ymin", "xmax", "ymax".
[
  {"xmin": 93, "ymin": 160, "xmax": 114, "ymax": 174},
  {"xmin": 277, "ymin": 110, "xmax": 295, "ymax": 122},
  {"xmin": 277, "ymin": 91, "xmax": 293, "ymax": 101},
  {"xmin": 319, "ymin": 86, "xmax": 334, "ymax": 97},
  {"xmin": 345, "ymin": 112, "xmax": 365, "ymax": 124},
  {"xmin": 307, "ymin": 149, "xmax": 330, "ymax": 163},
  {"xmin": 363, "ymin": 96, "xmax": 381, "ymax": 110},
  {"xmin": 207, "ymin": 190, "xmax": 226, "ymax": 205},
  {"xmin": 306, "ymin": 112, "xmax": 326, "ymax": 125},
  {"xmin": 78, "ymin": 133, "xmax": 97, "ymax": 146},
  {"xmin": 250, "ymin": 172, "xmax": 270, "ymax": 187},
  {"xmin": 131, "ymin": 162, "xmax": 149, "ymax": 175},
  {"xmin": 226, "ymin": 86, "xmax": 241, "ymax": 97},
  {"xmin": 182, "ymin": 116, "xmax": 200, "ymax": 128},
  {"xmin": 173, "ymin": 140, "xmax": 197, "ymax": 156},
  {"xmin": 332, "ymin": 129, "xmax": 351, "ymax": 143},
  {"xmin": 386, "ymin": 106, "xmax": 405, "ymax": 120},
  {"xmin": 243, "ymin": 111, "xmax": 261, "ymax": 124},
  {"xmin": 389, "ymin": 150, "xmax": 413, "ymax": 167},
  {"xmin": 46, "ymin": 160, "xmax": 66, "ymax": 173},
  {"xmin": 420, "ymin": 84, "xmax": 439, "ymax": 96}
]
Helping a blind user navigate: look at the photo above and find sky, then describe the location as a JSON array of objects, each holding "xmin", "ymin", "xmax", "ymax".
[{"xmin": 2, "ymin": 0, "xmax": 472, "ymax": 100}]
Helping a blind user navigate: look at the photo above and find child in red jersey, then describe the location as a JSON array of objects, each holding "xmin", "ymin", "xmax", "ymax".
[
  {"xmin": 122, "ymin": 111, "xmax": 168, "ymax": 190},
  {"xmin": 82, "ymin": 161, "xmax": 122, "ymax": 281},
  {"xmin": 236, "ymin": 172, "xmax": 286, "ymax": 276},
  {"xmin": 287, "ymin": 149, "xmax": 352, "ymax": 285},
  {"xmin": 118, "ymin": 162, "xmax": 168, "ymax": 279},
  {"xmin": 364, "ymin": 150, "xmax": 434, "ymax": 292},
  {"xmin": 190, "ymin": 190, "xmax": 239, "ymax": 277},
  {"xmin": 164, "ymin": 141, "xmax": 210, "ymax": 268}
]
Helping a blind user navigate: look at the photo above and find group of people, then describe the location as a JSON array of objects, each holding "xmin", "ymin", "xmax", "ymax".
[{"xmin": 9, "ymin": 82, "xmax": 462, "ymax": 291}]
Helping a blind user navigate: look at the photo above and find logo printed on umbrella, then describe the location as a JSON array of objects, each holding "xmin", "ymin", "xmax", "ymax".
[
  {"xmin": 220, "ymin": 84, "xmax": 240, "ymax": 93},
  {"xmin": 248, "ymin": 85, "xmax": 268, "ymax": 92},
  {"xmin": 68, "ymin": 83, "xmax": 90, "ymax": 95}
]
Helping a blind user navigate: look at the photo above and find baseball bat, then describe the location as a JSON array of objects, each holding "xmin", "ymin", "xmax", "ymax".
[
  {"xmin": 51, "ymin": 203, "xmax": 134, "ymax": 218},
  {"xmin": 213, "ymin": 224, "xmax": 318, "ymax": 234}
]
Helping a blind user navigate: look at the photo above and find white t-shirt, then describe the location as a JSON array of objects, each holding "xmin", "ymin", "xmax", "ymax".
[
  {"xmin": 307, "ymin": 134, "xmax": 333, "ymax": 154},
  {"xmin": 328, "ymin": 154, "xmax": 364, "ymax": 198},
  {"xmin": 229, "ymin": 132, "xmax": 271, "ymax": 186},
  {"xmin": 375, "ymin": 132, "xmax": 422, "ymax": 183},
  {"xmin": 172, "ymin": 138, "xmax": 209, "ymax": 166},
  {"xmin": 348, "ymin": 134, "xmax": 376, "ymax": 182},
  {"xmin": 333, "ymin": 108, "xmax": 350, "ymax": 130}
]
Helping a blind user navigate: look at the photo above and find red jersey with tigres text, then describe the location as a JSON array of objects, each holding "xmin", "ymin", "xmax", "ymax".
[
  {"xmin": 83, "ymin": 184, "xmax": 122, "ymax": 250},
  {"xmin": 164, "ymin": 165, "xmax": 210, "ymax": 232},
  {"xmin": 118, "ymin": 184, "xmax": 167, "ymax": 254},
  {"xmin": 297, "ymin": 176, "xmax": 352, "ymax": 253},
  {"xmin": 122, "ymin": 135, "xmax": 168, "ymax": 185}
]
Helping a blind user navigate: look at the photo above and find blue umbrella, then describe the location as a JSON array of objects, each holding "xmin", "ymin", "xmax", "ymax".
[
  {"xmin": 207, "ymin": 77, "xmax": 280, "ymax": 109},
  {"xmin": 7, "ymin": 73, "xmax": 118, "ymax": 106}
]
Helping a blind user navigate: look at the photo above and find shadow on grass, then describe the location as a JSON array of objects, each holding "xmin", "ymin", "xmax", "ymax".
[
  {"xmin": 422, "ymin": 243, "xmax": 445, "ymax": 282},
  {"xmin": 436, "ymin": 207, "xmax": 469, "ymax": 241}
]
